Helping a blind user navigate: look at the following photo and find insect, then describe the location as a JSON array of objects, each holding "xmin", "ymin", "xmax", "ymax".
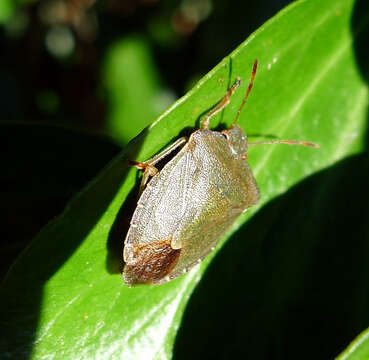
[{"xmin": 123, "ymin": 60, "xmax": 318, "ymax": 286}]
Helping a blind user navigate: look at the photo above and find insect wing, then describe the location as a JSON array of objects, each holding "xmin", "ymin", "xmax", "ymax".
[
  {"xmin": 124, "ymin": 129, "xmax": 259, "ymax": 284},
  {"xmin": 155, "ymin": 130, "xmax": 259, "ymax": 283},
  {"xmin": 123, "ymin": 141, "xmax": 200, "ymax": 284}
]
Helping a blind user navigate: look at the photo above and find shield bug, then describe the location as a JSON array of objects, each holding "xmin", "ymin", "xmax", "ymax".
[{"xmin": 123, "ymin": 60, "xmax": 318, "ymax": 286}]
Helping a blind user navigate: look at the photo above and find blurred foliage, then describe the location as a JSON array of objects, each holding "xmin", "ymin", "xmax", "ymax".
[
  {"xmin": 102, "ymin": 35, "xmax": 174, "ymax": 144},
  {"xmin": 1, "ymin": 0, "xmax": 369, "ymax": 359},
  {"xmin": 0, "ymin": 0, "xmax": 15, "ymax": 23},
  {"xmin": 0, "ymin": 0, "xmax": 292, "ymax": 139}
]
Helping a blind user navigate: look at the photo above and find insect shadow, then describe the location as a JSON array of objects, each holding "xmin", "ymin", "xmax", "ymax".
[{"xmin": 106, "ymin": 183, "xmax": 139, "ymax": 274}]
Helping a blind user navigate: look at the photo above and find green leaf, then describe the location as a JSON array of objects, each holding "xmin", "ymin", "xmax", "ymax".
[{"xmin": 2, "ymin": 0, "xmax": 369, "ymax": 359}]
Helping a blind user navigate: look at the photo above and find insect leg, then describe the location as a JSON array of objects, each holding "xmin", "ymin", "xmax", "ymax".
[
  {"xmin": 138, "ymin": 163, "xmax": 158, "ymax": 195},
  {"xmin": 130, "ymin": 137, "xmax": 188, "ymax": 194},
  {"xmin": 201, "ymin": 77, "xmax": 241, "ymax": 130},
  {"xmin": 142, "ymin": 137, "xmax": 188, "ymax": 167}
]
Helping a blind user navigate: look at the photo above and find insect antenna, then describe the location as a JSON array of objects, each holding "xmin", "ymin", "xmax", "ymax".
[
  {"xmin": 233, "ymin": 59, "xmax": 258, "ymax": 125},
  {"xmin": 235, "ymin": 59, "xmax": 319, "ymax": 149},
  {"xmin": 248, "ymin": 139, "xmax": 319, "ymax": 148}
]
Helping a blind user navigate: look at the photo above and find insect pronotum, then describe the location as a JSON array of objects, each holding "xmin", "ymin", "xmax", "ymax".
[{"xmin": 123, "ymin": 60, "xmax": 318, "ymax": 286}]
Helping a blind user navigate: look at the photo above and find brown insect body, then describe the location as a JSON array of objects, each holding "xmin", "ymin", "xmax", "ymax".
[
  {"xmin": 123, "ymin": 60, "xmax": 318, "ymax": 285},
  {"xmin": 123, "ymin": 125, "xmax": 259, "ymax": 285}
]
